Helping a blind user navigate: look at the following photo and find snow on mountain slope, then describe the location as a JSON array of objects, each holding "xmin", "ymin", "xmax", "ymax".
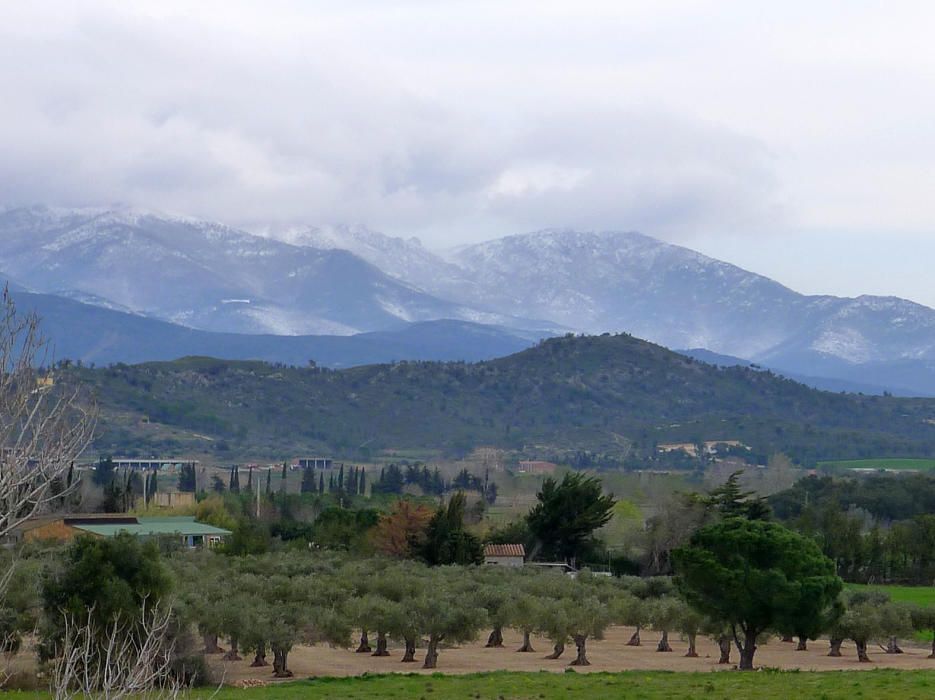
[
  {"xmin": 279, "ymin": 224, "xmax": 474, "ymax": 297},
  {"xmin": 8, "ymin": 206, "xmax": 935, "ymax": 394},
  {"xmin": 0, "ymin": 206, "xmax": 537, "ymax": 335}
]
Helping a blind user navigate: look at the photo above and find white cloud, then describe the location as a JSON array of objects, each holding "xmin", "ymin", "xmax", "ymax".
[{"xmin": 0, "ymin": 0, "xmax": 933, "ymax": 259}]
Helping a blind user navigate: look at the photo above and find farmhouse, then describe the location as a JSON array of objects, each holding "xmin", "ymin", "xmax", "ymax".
[
  {"xmin": 656, "ymin": 440, "xmax": 749, "ymax": 457},
  {"xmin": 517, "ymin": 460, "xmax": 557, "ymax": 474},
  {"xmin": 109, "ymin": 458, "xmax": 198, "ymax": 472},
  {"xmin": 295, "ymin": 457, "xmax": 333, "ymax": 470},
  {"xmin": 9, "ymin": 514, "xmax": 230, "ymax": 548},
  {"xmin": 483, "ymin": 543, "xmax": 525, "ymax": 567}
]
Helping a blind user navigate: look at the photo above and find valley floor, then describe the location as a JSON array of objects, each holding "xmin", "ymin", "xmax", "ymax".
[{"xmin": 209, "ymin": 626, "xmax": 935, "ymax": 686}]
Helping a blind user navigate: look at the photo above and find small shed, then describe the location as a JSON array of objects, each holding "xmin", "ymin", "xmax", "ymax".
[{"xmin": 483, "ymin": 543, "xmax": 525, "ymax": 567}]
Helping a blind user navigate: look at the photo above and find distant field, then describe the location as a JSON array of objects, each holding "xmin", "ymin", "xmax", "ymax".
[
  {"xmin": 189, "ymin": 670, "xmax": 935, "ymax": 700},
  {"xmin": 818, "ymin": 458, "xmax": 935, "ymax": 472},
  {"xmin": 847, "ymin": 583, "xmax": 935, "ymax": 607}
]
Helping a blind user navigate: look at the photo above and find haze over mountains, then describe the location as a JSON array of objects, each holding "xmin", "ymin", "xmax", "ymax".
[{"xmin": 2, "ymin": 205, "xmax": 935, "ymax": 395}]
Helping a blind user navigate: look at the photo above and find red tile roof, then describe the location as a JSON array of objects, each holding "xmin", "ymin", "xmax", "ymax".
[{"xmin": 484, "ymin": 544, "xmax": 525, "ymax": 558}]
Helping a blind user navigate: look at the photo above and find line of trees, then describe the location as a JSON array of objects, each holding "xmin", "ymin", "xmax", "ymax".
[
  {"xmin": 770, "ymin": 474, "xmax": 935, "ymax": 584},
  {"xmin": 371, "ymin": 462, "xmax": 497, "ymax": 503}
]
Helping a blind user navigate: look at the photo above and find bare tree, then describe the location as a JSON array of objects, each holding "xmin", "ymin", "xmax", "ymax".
[
  {"xmin": 49, "ymin": 602, "xmax": 187, "ymax": 700},
  {"xmin": 0, "ymin": 289, "xmax": 95, "ymax": 540}
]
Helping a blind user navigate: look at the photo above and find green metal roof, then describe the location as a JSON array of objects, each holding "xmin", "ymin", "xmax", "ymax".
[{"xmin": 73, "ymin": 516, "xmax": 231, "ymax": 538}]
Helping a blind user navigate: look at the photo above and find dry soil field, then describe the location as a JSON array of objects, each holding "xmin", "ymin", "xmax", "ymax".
[{"xmin": 210, "ymin": 625, "xmax": 935, "ymax": 684}]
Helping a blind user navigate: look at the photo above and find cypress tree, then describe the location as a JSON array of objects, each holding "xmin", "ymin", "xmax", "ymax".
[
  {"xmin": 247, "ymin": 466, "xmax": 253, "ymax": 492},
  {"xmin": 319, "ymin": 472, "xmax": 325, "ymax": 495},
  {"xmin": 301, "ymin": 465, "xmax": 315, "ymax": 493},
  {"xmin": 265, "ymin": 468, "xmax": 272, "ymax": 495},
  {"xmin": 359, "ymin": 469, "xmax": 366, "ymax": 496},
  {"xmin": 338, "ymin": 464, "xmax": 344, "ymax": 491}
]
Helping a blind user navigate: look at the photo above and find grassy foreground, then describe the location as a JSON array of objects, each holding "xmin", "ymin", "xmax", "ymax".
[{"xmin": 189, "ymin": 670, "xmax": 935, "ymax": 700}]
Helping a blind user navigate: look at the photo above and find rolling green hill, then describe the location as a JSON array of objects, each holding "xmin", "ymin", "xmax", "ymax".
[{"xmin": 75, "ymin": 333, "xmax": 935, "ymax": 463}]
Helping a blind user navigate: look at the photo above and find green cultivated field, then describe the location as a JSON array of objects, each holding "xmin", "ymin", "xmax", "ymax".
[
  {"xmin": 187, "ymin": 670, "xmax": 935, "ymax": 700},
  {"xmin": 848, "ymin": 583, "xmax": 935, "ymax": 607},
  {"xmin": 819, "ymin": 458, "xmax": 935, "ymax": 472}
]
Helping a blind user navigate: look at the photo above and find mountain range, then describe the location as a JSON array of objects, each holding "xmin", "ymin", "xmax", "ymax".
[
  {"xmin": 2, "ymin": 204, "xmax": 935, "ymax": 395},
  {"xmin": 77, "ymin": 333, "xmax": 935, "ymax": 463}
]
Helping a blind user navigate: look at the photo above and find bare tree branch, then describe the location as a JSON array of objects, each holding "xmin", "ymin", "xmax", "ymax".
[
  {"xmin": 50, "ymin": 600, "xmax": 187, "ymax": 700},
  {"xmin": 0, "ymin": 287, "xmax": 96, "ymax": 539}
]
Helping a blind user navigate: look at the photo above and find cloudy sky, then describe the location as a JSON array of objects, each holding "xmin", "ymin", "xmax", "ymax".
[{"xmin": 2, "ymin": 1, "xmax": 935, "ymax": 304}]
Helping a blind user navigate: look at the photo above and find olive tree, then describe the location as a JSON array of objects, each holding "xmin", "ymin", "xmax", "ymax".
[
  {"xmin": 474, "ymin": 568, "xmax": 512, "ymax": 648},
  {"xmin": 410, "ymin": 570, "xmax": 487, "ymax": 669},
  {"xmin": 675, "ymin": 602, "xmax": 705, "ymax": 658},
  {"xmin": 831, "ymin": 590, "xmax": 909, "ymax": 663},
  {"xmin": 673, "ymin": 518, "xmax": 842, "ymax": 670},
  {"xmin": 536, "ymin": 581, "xmax": 611, "ymax": 667},
  {"xmin": 646, "ymin": 597, "xmax": 682, "ymax": 652},
  {"xmin": 617, "ymin": 576, "xmax": 670, "ymax": 646},
  {"xmin": 909, "ymin": 605, "xmax": 935, "ymax": 659}
]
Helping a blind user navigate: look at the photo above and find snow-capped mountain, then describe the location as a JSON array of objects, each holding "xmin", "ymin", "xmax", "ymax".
[
  {"xmin": 281, "ymin": 226, "xmax": 935, "ymax": 393},
  {"xmin": 0, "ymin": 207, "xmax": 547, "ymax": 336},
  {"xmin": 278, "ymin": 225, "xmax": 468, "ymax": 291},
  {"xmin": 6, "ymin": 205, "xmax": 935, "ymax": 394}
]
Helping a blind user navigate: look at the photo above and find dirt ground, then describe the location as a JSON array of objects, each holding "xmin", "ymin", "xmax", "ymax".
[{"xmin": 208, "ymin": 626, "xmax": 935, "ymax": 684}]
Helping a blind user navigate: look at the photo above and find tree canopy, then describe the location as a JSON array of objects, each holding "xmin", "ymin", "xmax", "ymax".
[
  {"xmin": 673, "ymin": 518, "xmax": 842, "ymax": 670},
  {"xmin": 527, "ymin": 472, "xmax": 615, "ymax": 566}
]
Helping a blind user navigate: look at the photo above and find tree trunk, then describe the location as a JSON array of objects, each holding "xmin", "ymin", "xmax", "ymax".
[
  {"xmin": 717, "ymin": 636, "xmax": 731, "ymax": 664},
  {"xmin": 929, "ymin": 637, "xmax": 935, "ymax": 659},
  {"xmin": 272, "ymin": 647, "xmax": 293, "ymax": 678},
  {"xmin": 796, "ymin": 636, "xmax": 807, "ymax": 651},
  {"xmin": 569, "ymin": 634, "xmax": 590, "ymax": 666},
  {"xmin": 885, "ymin": 636, "xmax": 903, "ymax": 654},
  {"xmin": 656, "ymin": 629, "xmax": 672, "ymax": 652},
  {"xmin": 780, "ymin": 634, "xmax": 794, "ymax": 643},
  {"xmin": 401, "ymin": 636, "xmax": 417, "ymax": 663},
  {"xmin": 422, "ymin": 634, "xmax": 440, "ymax": 669},
  {"xmin": 372, "ymin": 631, "xmax": 390, "ymax": 657},
  {"xmin": 626, "ymin": 626, "xmax": 641, "ymax": 646},
  {"xmin": 684, "ymin": 633, "xmax": 698, "ymax": 658},
  {"xmin": 856, "ymin": 639, "xmax": 871, "ymax": 663},
  {"xmin": 250, "ymin": 642, "xmax": 269, "ymax": 667},
  {"xmin": 545, "ymin": 641, "xmax": 565, "ymax": 659},
  {"xmin": 223, "ymin": 637, "xmax": 242, "ymax": 661},
  {"xmin": 485, "ymin": 626, "xmax": 504, "ymax": 648},
  {"xmin": 517, "ymin": 630, "xmax": 535, "ymax": 653},
  {"xmin": 738, "ymin": 630, "xmax": 757, "ymax": 671},
  {"xmin": 203, "ymin": 633, "xmax": 224, "ymax": 654},
  {"xmin": 356, "ymin": 630, "xmax": 372, "ymax": 653},
  {"xmin": 828, "ymin": 638, "xmax": 843, "ymax": 657}
]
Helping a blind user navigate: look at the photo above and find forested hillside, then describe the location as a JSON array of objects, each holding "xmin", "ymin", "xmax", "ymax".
[{"xmin": 75, "ymin": 333, "xmax": 935, "ymax": 464}]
